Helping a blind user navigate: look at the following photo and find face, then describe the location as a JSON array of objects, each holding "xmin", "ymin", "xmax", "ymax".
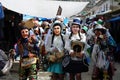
[
  {"xmin": 94, "ymin": 29, "xmax": 107, "ymax": 40},
  {"xmin": 81, "ymin": 29, "xmax": 85, "ymax": 33},
  {"xmin": 21, "ymin": 29, "xmax": 29, "ymax": 38},
  {"xmin": 53, "ymin": 25, "xmax": 61, "ymax": 36},
  {"xmin": 34, "ymin": 27, "xmax": 39, "ymax": 35},
  {"xmin": 71, "ymin": 24, "xmax": 80, "ymax": 34},
  {"xmin": 94, "ymin": 30, "xmax": 101, "ymax": 37}
]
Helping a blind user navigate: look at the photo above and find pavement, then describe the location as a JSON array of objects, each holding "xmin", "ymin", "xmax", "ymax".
[{"xmin": 0, "ymin": 61, "xmax": 120, "ymax": 80}]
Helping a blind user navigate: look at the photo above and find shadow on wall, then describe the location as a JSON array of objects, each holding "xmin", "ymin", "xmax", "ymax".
[
  {"xmin": 0, "ymin": 41, "xmax": 12, "ymax": 53},
  {"xmin": 114, "ymin": 43, "xmax": 120, "ymax": 62}
]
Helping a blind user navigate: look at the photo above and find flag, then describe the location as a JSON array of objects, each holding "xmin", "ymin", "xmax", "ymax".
[{"xmin": 56, "ymin": 5, "xmax": 62, "ymax": 16}]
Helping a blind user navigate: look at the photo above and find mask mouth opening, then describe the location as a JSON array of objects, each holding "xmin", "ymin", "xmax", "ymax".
[
  {"xmin": 73, "ymin": 45, "xmax": 82, "ymax": 53},
  {"xmin": 99, "ymin": 35, "xmax": 104, "ymax": 39}
]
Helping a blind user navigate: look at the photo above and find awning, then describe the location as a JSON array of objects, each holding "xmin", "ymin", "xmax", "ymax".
[
  {"xmin": 107, "ymin": 16, "xmax": 120, "ymax": 22},
  {"xmin": 1, "ymin": 0, "xmax": 89, "ymax": 18},
  {"xmin": 0, "ymin": 2, "xmax": 4, "ymax": 19}
]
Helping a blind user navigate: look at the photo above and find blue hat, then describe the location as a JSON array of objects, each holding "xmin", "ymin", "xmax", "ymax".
[{"xmin": 72, "ymin": 18, "xmax": 81, "ymax": 26}]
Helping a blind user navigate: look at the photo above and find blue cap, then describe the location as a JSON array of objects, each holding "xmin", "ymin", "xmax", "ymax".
[{"xmin": 72, "ymin": 18, "xmax": 81, "ymax": 26}]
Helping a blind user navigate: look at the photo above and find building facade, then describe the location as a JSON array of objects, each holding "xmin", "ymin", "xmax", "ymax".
[{"xmin": 85, "ymin": 0, "xmax": 120, "ymax": 18}]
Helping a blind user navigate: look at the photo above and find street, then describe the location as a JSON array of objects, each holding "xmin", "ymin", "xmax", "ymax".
[{"xmin": 0, "ymin": 61, "xmax": 120, "ymax": 80}]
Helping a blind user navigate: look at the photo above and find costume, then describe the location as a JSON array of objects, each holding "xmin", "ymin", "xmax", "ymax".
[
  {"xmin": 45, "ymin": 34, "xmax": 66, "ymax": 74},
  {"xmin": 91, "ymin": 24, "xmax": 116, "ymax": 80},
  {"xmin": 92, "ymin": 41, "xmax": 114, "ymax": 80},
  {"xmin": 15, "ymin": 26, "xmax": 39, "ymax": 80},
  {"xmin": 63, "ymin": 33, "xmax": 89, "ymax": 73}
]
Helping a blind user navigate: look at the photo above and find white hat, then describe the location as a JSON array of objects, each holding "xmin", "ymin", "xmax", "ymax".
[
  {"xmin": 55, "ymin": 15, "xmax": 63, "ymax": 19},
  {"xmin": 94, "ymin": 24, "xmax": 106, "ymax": 30}
]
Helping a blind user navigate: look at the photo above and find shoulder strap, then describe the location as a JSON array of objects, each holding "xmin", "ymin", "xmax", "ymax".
[
  {"xmin": 61, "ymin": 34, "xmax": 65, "ymax": 47},
  {"xmin": 78, "ymin": 33, "xmax": 82, "ymax": 41},
  {"xmin": 51, "ymin": 35, "xmax": 54, "ymax": 47},
  {"xmin": 69, "ymin": 32, "xmax": 82, "ymax": 41}
]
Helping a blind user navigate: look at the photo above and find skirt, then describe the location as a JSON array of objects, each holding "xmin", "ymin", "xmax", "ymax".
[{"xmin": 63, "ymin": 59, "xmax": 89, "ymax": 73}]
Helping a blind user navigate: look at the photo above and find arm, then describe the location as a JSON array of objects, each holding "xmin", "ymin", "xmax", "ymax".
[
  {"xmin": 45, "ymin": 35, "xmax": 56, "ymax": 53},
  {"xmin": 64, "ymin": 34, "xmax": 73, "ymax": 54}
]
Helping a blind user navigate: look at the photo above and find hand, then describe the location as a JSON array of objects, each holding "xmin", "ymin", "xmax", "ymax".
[
  {"xmin": 76, "ymin": 53, "xmax": 84, "ymax": 58},
  {"xmin": 31, "ymin": 35, "xmax": 36, "ymax": 41},
  {"xmin": 9, "ymin": 49, "xmax": 16, "ymax": 55},
  {"xmin": 28, "ymin": 35, "xmax": 36, "ymax": 43},
  {"xmin": 52, "ymin": 47, "xmax": 59, "ymax": 52},
  {"xmin": 48, "ymin": 55, "xmax": 56, "ymax": 62},
  {"xmin": 70, "ymin": 52, "xmax": 75, "ymax": 57},
  {"xmin": 28, "ymin": 37, "xmax": 32, "ymax": 43}
]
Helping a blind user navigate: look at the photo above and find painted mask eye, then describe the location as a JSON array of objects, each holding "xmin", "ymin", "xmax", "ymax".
[{"xmin": 21, "ymin": 30, "xmax": 28, "ymax": 34}]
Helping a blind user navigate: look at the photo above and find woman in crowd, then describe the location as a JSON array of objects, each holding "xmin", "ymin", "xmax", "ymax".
[
  {"xmin": 45, "ymin": 22, "xmax": 67, "ymax": 80},
  {"xmin": 64, "ymin": 18, "xmax": 89, "ymax": 80}
]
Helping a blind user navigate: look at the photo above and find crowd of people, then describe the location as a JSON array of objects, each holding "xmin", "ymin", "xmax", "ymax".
[{"xmin": 0, "ymin": 15, "xmax": 117, "ymax": 80}]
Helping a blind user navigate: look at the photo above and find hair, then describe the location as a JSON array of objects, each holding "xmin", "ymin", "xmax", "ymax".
[
  {"xmin": 52, "ymin": 23, "xmax": 62, "ymax": 34},
  {"xmin": 71, "ymin": 23, "xmax": 81, "ymax": 29},
  {"xmin": 53, "ymin": 23, "xmax": 62, "ymax": 29},
  {"xmin": 94, "ymin": 28, "xmax": 106, "ymax": 35},
  {"xmin": 20, "ymin": 26, "xmax": 29, "ymax": 31},
  {"xmin": 99, "ymin": 29, "xmax": 106, "ymax": 34}
]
